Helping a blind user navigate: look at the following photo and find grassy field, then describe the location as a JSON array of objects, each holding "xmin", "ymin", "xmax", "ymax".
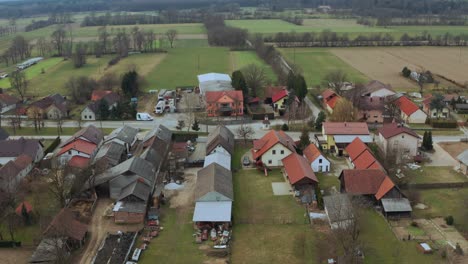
[
  {"xmin": 412, "ymin": 188, "xmax": 468, "ymax": 234},
  {"xmin": 280, "ymin": 48, "xmax": 368, "ymax": 87},
  {"xmin": 316, "ymin": 173, "xmax": 340, "ymax": 194},
  {"xmin": 0, "ymin": 57, "xmax": 63, "ymax": 88},
  {"xmin": 229, "ymin": 51, "xmax": 276, "ymax": 83},
  {"xmin": 404, "ymin": 166, "xmax": 467, "ymax": 184},
  {"xmin": 147, "ymin": 47, "xmax": 230, "ymax": 89}
]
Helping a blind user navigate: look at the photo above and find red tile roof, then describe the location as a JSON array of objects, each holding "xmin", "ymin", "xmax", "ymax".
[
  {"xmin": 303, "ymin": 144, "xmax": 323, "ymax": 163},
  {"xmin": 323, "ymin": 122, "xmax": 369, "ymax": 135},
  {"xmin": 57, "ymin": 139, "xmax": 97, "ymax": 156},
  {"xmin": 326, "ymin": 95, "xmax": 340, "ymax": 109},
  {"xmin": 68, "ymin": 156, "xmax": 90, "ymax": 169},
  {"xmin": 205, "ymin": 90, "xmax": 243, "ymax": 103},
  {"xmin": 15, "ymin": 201, "xmax": 33, "ymax": 216},
  {"xmin": 322, "ymin": 89, "xmax": 340, "ymax": 109},
  {"xmin": 272, "ymin": 89, "xmax": 288, "ymax": 103},
  {"xmin": 252, "ymin": 130, "xmax": 296, "ymax": 160},
  {"xmin": 340, "ymin": 169, "xmax": 394, "ymax": 200},
  {"xmin": 321, "ymin": 89, "xmax": 336, "ymax": 100},
  {"xmin": 265, "ymin": 86, "xmax": 286, "ymax": 98},
  {"xmin": 378, "ymin": 123, "xmax": 419, "ymax": 139},
  {"xmin": 345, "ymin": 138, "xmax": 368, "ymax": 162},
  {"xmin": 353, "ymin": 150, "xmax": 378, "ymax": 169},
  {"xmin": 282, "ymin": 153, "xmax": 318, "ymax": 185},
  {"xmin": 91, "ymin": 90, "xmax": 113, "ymax": 101},
  {"xmin": 395, "ymin": 96, "xmax": 420, "ymax": 116}
]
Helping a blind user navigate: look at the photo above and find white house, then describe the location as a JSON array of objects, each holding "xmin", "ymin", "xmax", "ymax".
[
  {"xmin": 303, "ymin": 144, "xmax": 330, "ymax": 172},
  {"xmin": 394, "ymin": 96, "xmax": 427, "ymax": 124},
  {"xmin": 361, "ymin": 80, "xmax": 396, "ymax": 98},
  {"xmin": 252, "ymin": 130, "xmax": 296, "ymax": 167},
  {"xmin": 0, "ymin": 138, "xmax": 44, "ymax": 165},
  {"xmin": 422, "ymin": 96, "xmax": 450, "ymax": 119},
  {"xmin": 206, "ymin": 125, "xmax": 235, "ymax": 157},
  {"xmin": 197, "ymin": 73, "xmax": 233, "ymax": 95},
  {"xmin": 81, "ymin": 104, "xmax": 97, "ymax": 121},
  {"xmin": 377, "ymin": 123, "xmax": 420, "ymax": 163}
]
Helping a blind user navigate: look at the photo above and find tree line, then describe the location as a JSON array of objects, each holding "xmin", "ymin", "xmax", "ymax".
[
  {"xmin": 25, "ymin": 12, "xmax": 73, "ymax": 32},
  {"xmin": 281, "ymin": 16, "xmax": 303, "ymax": 26},
  {"xmin": 266, "ymin": 30, "xmax": 468, "ymax": 48},
  {"xmin": 204, "ymin": 15, "xmax": 247, "ymax": 47}
]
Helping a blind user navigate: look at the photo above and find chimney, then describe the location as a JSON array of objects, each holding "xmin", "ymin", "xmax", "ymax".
[{"xmin": 344, "ymin": 122, "xmax": 347, "ymax": 127}]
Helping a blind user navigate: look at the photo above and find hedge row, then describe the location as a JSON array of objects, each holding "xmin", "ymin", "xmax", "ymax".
[
  {"xmin": 429, "ymin": 119, "xmax": 458, "ymax": 128},
  {"xmin": 44, "ymin": 136, "xmax": 61, "ymax": 155}
]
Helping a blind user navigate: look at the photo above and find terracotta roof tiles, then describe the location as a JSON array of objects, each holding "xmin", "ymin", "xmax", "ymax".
[{"xmin": 282, "ymin": 153, "xmax": 318, "ymax": 185}]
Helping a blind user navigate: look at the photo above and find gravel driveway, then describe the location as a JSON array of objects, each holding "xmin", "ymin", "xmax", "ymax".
[{"xmin": 425, "ymin": 143, "xmax": 458, "ymax": 167}]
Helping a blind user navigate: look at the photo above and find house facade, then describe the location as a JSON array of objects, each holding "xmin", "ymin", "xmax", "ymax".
[
  {"xmin": 377, "ymin": 123, "xmax": 420, "ymax": 163},
  {"xmin": 272, "ymin": 89, "xmax": 288, "ymax": 112},
  {"xmin": 320, "ymin": 122, "xmax": 371, "ymax": 156},
  {"xmin": 361, "ymin": 80, "xmax": 396, "ymax": 98},
  {"xmin": 205, "ymin": 90, "xmax": 244, "ymax": 117},
  {"xmin": 81, "ymin": 104, "xmax": 97, "ymax": 120},
  {"xmin": 457, "ymin": 150, "xmax": 468, "ymax": 176},
  {"xmin": 252, "ymin": 130, "xmax": 296, "ymax": 167},
  {"xmin": 0, "ymin": 138, "xmax": 44, "ymax": 165},
  {"xmin": 206, "ymin": 125, "xmax": 235, "ymax": 157},
  {"xmin": 394, "ymin": 96, "xmax": 427, "ymax": 124},
  {"xmin": 27, "ymin": 94, "xmax": 68, "ymax": 120},
  {"xmin": 422, "ymin": 96, "xmax": 450, "ymax": 118},
  {"xmin": 322, "ymin": 89, "xmax": 340, "ymax": 113},
  {"xmin": 303, "ymin": 143, "xmax": 330, "ymax": 172}
]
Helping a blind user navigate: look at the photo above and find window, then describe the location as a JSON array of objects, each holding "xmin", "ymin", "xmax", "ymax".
[
  {"xmin": 268, "ymin": 160, "xmax": 272, "ymax": 164},
  {"xmin": 68, "ymin": 151, "xmax": 72, "ymax": 155},
  {"xmin": 402, "ymin": 135, "xmax": 405, "ymax": 139},
  {"xmin": 272, "ymin": 150, "xmax": 276, "ymax": 155},
  {"xmin": 319, "ymin": 159, "xmax": 322, "ymax": 163},
  {"xmin": 280, "ymin": 150, "xmax": 284, "ymax": 154}
]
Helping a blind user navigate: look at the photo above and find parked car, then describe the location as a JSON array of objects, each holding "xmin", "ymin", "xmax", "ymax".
[
  {"xmin": 0, "ymin": 73, "xmax": 8, "ymax": 79},
  {"xmin": 136, "ymin": 112, "xmax": 153, "ymax": 121},
  {"xmin": 243, "ymin": 156, "xmax": 251, "ymax": 166}
]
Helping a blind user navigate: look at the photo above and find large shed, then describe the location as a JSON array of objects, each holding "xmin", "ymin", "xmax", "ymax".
[{"xmin": 198, "ymin": 73, "xmax": 233, "ymax": 95}]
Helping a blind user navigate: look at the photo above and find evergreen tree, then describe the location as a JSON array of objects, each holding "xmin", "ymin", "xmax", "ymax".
[
  {"xmin": 422, "ymin": 131, "xmax": 428, "ymax": 149},
  {"xmin": 231, "ymin": 70, "xmax": 248, "ymax": 96},
  {"xmin": 110, "ymin": 102, "xmax": 123, "ymax": 120},
  {"xmin": 191, "ymin": 119, "xmax": 200, "ymax": 131},
  {"xmin": 98, "ymin": 99, "xmax": 110, "ymax": 120},
  {"xmin": 281, "ymin": 123, "xmax": 289, "ymax": 131},
  {"xmin": 315, "ymin": 111, "xmax": 326, "ymax": 130},
  {"xmin": 294, "ymin": 74, "xmax": 308, "ymax": 102},
  {"xmin": 287, "ymin": 70, "xmax": 295, "ymax": 91},
  {"xmin": 298, "ymin": 128, "xmax": 311, "ymax": 152},
  {"xmin": 121, "ymin": 70, "xmax": 139, "ymax": 98},
  {"xmin": 427, "ymin": 131, "xmax": 433, "ymax": 150}
]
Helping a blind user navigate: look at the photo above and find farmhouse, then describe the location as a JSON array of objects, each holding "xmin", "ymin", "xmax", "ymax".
[
  {"xmin": 205, "ymin": 90, "xmax": 244, "ymax": 117},
  {"xmin": 93, "ymin": 141, "xmax": 126, "ymax": 172},
  {"xmin": 0, "ymin": 154, "xmax": 33, "ymax": 192},
  {"xmin": 361, "ymin": 80, "xmax": 396, "ymax": 98},
  {"xmin": 197, "ymin": 73, "xmax": 233, "ymax": 95},
  {"xmin": 204, "ymin": 151, "xmax": 231, "ymax": 170},
  {"xmin": 319, "ymin": 122, "xmax": 371, "ymax": 156},
  {"xmin": 61, "ymin": 125, "xmax": 104, "ymax": 147},
  {"xmin": 81, "ymin": 91, "xmax": 120, "ymax": 121},
  {"xmin": 27, "ymin": 94, "xmax": 68, "ymax": 120},
  {"xmin": 322, "ymin": 89, "xmax": 340, "ymax": 113},
  {"xmin": 193, "ymin": 163, "xmax": 233, "ymax": 224},
  {"xmin": 252, "ymin": 130, "xmax": 296, "ymax": 167},
  {"xmin": 394, "ymin": 96, "xmax": 427, "ymax": 124},
  {"xmin": 345, "ymin": 138, "xmax": 384, "ymax": 170},
  {"xmin": 323, "ymin": 194, "xmax": 354, "ymax": 229},
  {"xmin": 282, "ymin": 153, "xmax": 319, "ymax": 197},
  {"xmin": 104, "ymin": 125, "xmax": 139, "ymax": 152},
  {"xmin": 355, "ymin": 96, "xmax": 386, "ymax": 123},
  {"xmin": 264, "ymin": 86, "xmax": 286, "ymax": 104},
  {"xmin": 303, "ymin": 143, "xmax": 330, "ymax": 172},
  {"xmin": 271, "ymin": 88, "xmax": 288, "ymax": 112},
  {"xmin": 377, "ymin": 123, "xmax": 420, "ymax": 163},
  {"xmin": 457, "ymin": 150, "xmax": 468, "ymax": 175},
  {"xmin": 422, "ymin": 95, "xmax": 450, "ymax": 118},
  {"xmin": 0, "ymin": 138, "xmax": 44, "ymax": 164},
  {"xmin": 43, "ymin": 208, "xmax": 88, "ymax": 248},
  {"xmin": 57, "ymin": 125, "xmax": 104, "ymax": 166},
  {"xmin": 0, "ymin": 93, "xmax": 20, "ymax": 113},
  {"xmin": 206, "ymin": 125, "xmax": 235, "ymax": 157}
]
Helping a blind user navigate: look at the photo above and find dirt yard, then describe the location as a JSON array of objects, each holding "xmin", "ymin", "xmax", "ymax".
[
  {"xmin": 0, "ymin": 248, "xmax": 34, "ymax": 264},
  {"xmin": 330, "ymin": 47, "xmax": 468, "ymax": 89},
  {"xmin": 439, "ymin": 142, "xmax": 468, "ymax": 160},
  {"xmin": 165, "ymin": 167, "xmax": 199, "ymax": 209}
]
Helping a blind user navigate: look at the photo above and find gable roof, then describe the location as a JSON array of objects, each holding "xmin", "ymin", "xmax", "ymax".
[
  {"xmin": 282, "ymin": 153, "xmax": 318, "ymax": 185},
  {"xmin": 457, "ymin": 149, "xmax": 468, "ymax": 165},
  {"xmin": 93, "ymin": 141, "xmax": 125, "ymax": 167},
  {"xmin": 378, "ymin": 123, "xmax": 419, "ymax": 139},
  {"xmin": 68, "ymin": 156, "xmax": 90, "ymax": 169},
  {"xmin": 323, "ymin": 122, "xmax": 369, "ymax": 135},
  {"xmin": 14, "ymin": 154, "xmax": 33, "ymax": 170},
  {"xmin": 206, "ymin": 125, "xmax": 235, "ymax": 155},
  {"xmin": 198, "ymin": 73, "xmax": 231, "ymax": 83},
  {"xmin": 57, "ymin": 139, "xmax": 97, "ymax": 156},
  {"xmin": 106, "ymin": 125, "xmax": 139, "ymax": 145},
  {"xmin": 30, "ymin": 94, "xmax": 66, "ymax": 110},
  {"xmin": 0, "ymin": 93, "xmax": 19, "ymax": 105},
  {"xmin": 362, "ymin": 80, "xmax": 394, "ymax": 95},
  {"xmin": 195, "ymin": 163, "xmax": 233, "ymax": 201},
  {"xmin": 252, "ymin": 130, "xmax": 296, "ymax": 160},
  {"xmin": 204, "ymin": 152, "xmax": 231, "ymax": 170},
  {"xmin": 265, "ymin": 86, "xmax": 287, "ymax": 99},
  {"xmin": 322, "ymin": 89, "xmax": 336, "ymax": 100},
  {"xmin": 92, "ymin": 157, "xmax": 155, "ymax": 187},
  {"xmin": 205, "ymin": 90, "xmax": 243, "ymax": 103},
  {"xmin": 0, "ymin": 138, "xmax": 42, "ymax": 159},
  {"xmin": 339, "ymin": 169, "xmax": 395, "ymax": 200},
  {"xmin": 61, "ymin": 125, "xmax": 104, "ymax": 146},
  {"xmin": 0, "ymin": 127, "xmax": 9, "ymax": 140},
  {"xmin": 322, "ymin": 89, "xmax": 340, "ymax": 109},
  {"xmin": 0, "ymin": 161, "xmax": 21, "ymax": 185},
  {"xmin": 394, "ymin": 96, "xmax": 420, "ymax": 116},
  {"xmin": 352, "ymin": 150, "xmax": 380, "ymax": 170},
  {"xmin": 345, "ymin": 137, "xmax": 368, "ymax": 162},
  {"xmin": 15, "ymin": 201, "xmax": 33, "ymax": 215},
  {"xmin": 43, "ymin": 208, "xmax": 88, "ymax": 241},
  {"xmin": 91, "ymin": 90, "xmax": 112, "ymax": 101},
  {"xmin": 272, "ymin": 89, "xmax": 288, "ymax": 103},
  {"xmin": 303, "ymin": 144, "xmax": 324, "ymax": 163},
  {"xmin": 118, "ymin": 179, "xmax": 151, "ymax": 202}
]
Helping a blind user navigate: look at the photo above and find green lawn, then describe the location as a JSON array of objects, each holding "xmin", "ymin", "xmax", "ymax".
[
  {"xmin": 147, "ymin": 47, "xmax": 230, "ymax": 89},
  {"xmin": 412, "ymin": 188, "xmax": 468, "ymax": 234},
  {"xmin": 230, "ymin": 51, "xmax": 276, "ymax": 84},
  {"xmin": 280, "ymin": 48, "xmax": 368, "ymax": 87},
  {"xmin": 231, "ymin": 168, "xmax": 316, "ymax": 263},
  {"xmin": 316, "ymin": 173, "xmax": 340, "ymax": 195},
  {"xmin": 232, "ymin": 143, "xmax": 251, "ymax": 171},
  {"xmin": 404, "ymin": 166, "xmax": 467, "ymax": 184},
  {"xmin": 0, "ymin": 57, "xmax": 63, "ymax": 88},
  {"xmin": 73, "ymin": 23, "xmax": 206, "ymax": 38}
]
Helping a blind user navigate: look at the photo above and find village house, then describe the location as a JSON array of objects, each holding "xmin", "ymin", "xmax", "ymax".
[
  {"xmin": 0, "ymin": 154, "xmax": 33, "ymax": 192},
  {"xmin": 394, "ymin": 96, "xmax": 427, "ymax": 124},
  {"xmin": 56, "ymin": 125, "xmax": 104, "ymax": 167},
  {"xmin": 205, "ymin": 90, "xmax": 244, "ymax": 117},
  {"xmin": 303, "ymin": 143, "xmax": 330, "ymax": 172},
  {"xmin": 42, "ymin": 208, "xmax": 88, "ymax": 249},
  {"xmin": 104, "ymin": 125, "xmax": 139, "ymax": 152},
  {"xmin": 345, "ymin": 138, "xmax": 384, "ymax": 170},
  {"xmin": 252, "ymin": 130, "xmax": 296, "ymax": 167},
  {"xmin": 457, "ymin": 150, "xmax": 468, "ymax": 176},
  {"xmin": 318, "ymin": 122, "xmax": 371, "ymax": 156},
  {"xmin": 339, "ymin": 169, "xmax": 411, "ymax": 218},
  {"xmin": 271, "ymin": 88, "xmax": 288, "ymax": 112},
  {"xmin": 197, "ymin": 73, "xmax": 233, "ymax": 95},
  {"xmin": 361, "ymin": 80, "xmax": 396, "ymax": 98},
  {"xmin": 204, "ymin": 151, "xmax": 231, "ymax": 170},
  {"xmin": 193, "ymin": 163, "xmax": 233, "ymax": 224},
  {"xmin": 357, "ymin": 96, "xmax": 386, "ymax": 123},
  {"xmin": 206, "ymin": 125, "xmax": 235, "ymax": 157},
  {"xmin": 422, "ymin": 95, "xmax": 450, "ymax": 118},
  {"xmin": 0, "ymin": 92, "xmax": 20, "ymax": 113},
  {"xmin": 377, "ymin": 123, "xmax": 420, "ymax": 163},
  {"xmin": 264, "ymin": 86, "xmax": 286, "ymax": 104},
  {"xmin": 323, "ymin": 194, "xmax": 354, "ymax": 229},
  {"xmin": 0, "ymin": 138, "xmax": 44, "ymax": 164},
  {"xmin": 27, "ymin": 94, "xmax": 68, "ymax": 120},
  {"xmin": 322, "ymin": 89, "xmax": 340, "ymax": 113},
  {"xmin": 81, "ymin": 90, "xmax": 120, "ymax": 121},
  {"xmin": 282, "ymin": 153, "xmax": 319, "ymax": 200}
]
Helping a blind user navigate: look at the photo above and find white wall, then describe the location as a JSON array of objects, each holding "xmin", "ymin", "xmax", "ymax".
[
  {"xmin": 407, "ymin": 109, "xmax": 427, "ymax": 124},
  {"xmin": 208, "ymin": 145, "xmax": 231, "ymax": 157},
  {"xmin": 261, "ymin": 144, "xmax": 293, "ymax": 167},
  {"xmin": 81, "ymin": 107, "xmax": 96, "ymax": 121},
  {"xmin": 58, "ymin": 149, "xmax": 91, "ymax": 164},
  {"xmin": 311, "ymin": 155, "xmax": 330, "ymax": 172},
  {"xmin": 379, "ymin": 133, "xmax": 419, "ymax": 163},
  {"xmin": 0, "ymin": 157, "xmax": 15, "ymax": 165},
  {"xmin": 370, "ymin": 89, "xmax": 395, "ymax": 97}
]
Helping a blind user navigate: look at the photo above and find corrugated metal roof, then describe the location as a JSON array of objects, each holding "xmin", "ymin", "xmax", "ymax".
[
  {"xmin": 381, "ymin": 198, "xmax": 412, "ymax": 212},
  {"xmin": 204, "ymin": 152, "xmax": 231, "ymax": 170},
  {"xmin": 197, "ymin": 73, "xmax": 231, "ymax": 83},
  {"xmin": 457, "ymin": 149, "xmax": 468, "ymax": 165},
  {"xmin": 193, "ymin": 201, "xmax": 232, "ymax": 222},
  {"xmin": 334, "ymin": 135, "xmax": 372, "ymax": 143}
]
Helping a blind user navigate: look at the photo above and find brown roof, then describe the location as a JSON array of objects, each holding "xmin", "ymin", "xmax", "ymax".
[
  {"xmin": 303, "ymin": 144, "xmax": 323, "ymax": 163},
  {"xmin": 0, "ymin": 93, "xmax": 20, "ymax": 105},
  {"xmin": 362, "ymin": 80, "xmax": 394, "ymax": 95},
  {"xmin": 14, "ymin": 154, "xmax": 33, "ymax": 170},
  {"xmin": 195, "ymin": 163, "xmax": 233, "ymax": 201},
  {"xmin": 378, "ymin": 123, "xmax": 420, "ymax": 139},
  {"xmin": 30, "ymin": 94, "xmax": 66, "ymax": 110},
  {"xmin": 252, "ymin": 130, "xmax": 296, "ymax": 160},
  {"xmin": 43, "ymin": 208, "xmax": 88, "ymax": 241},
  {"xmin": 323, "ymin": 122, "xmax": 369, "ymax": 135},
  {"xmin": 206, "ymin": 125, "xmax": 235, "ymax": 155},
  {"xmin": 0, "ymin": 138, "xmax": 42, "ymax": 159},
  {"xmin": 0, "ymin": 161, "xmax": 21, "ymax": 183},
  {"xmin": 282, "ymin": 153, "xmax": 318, "ymax": 185},
  {"xmin": 339, "ymin": 169, "xmax": 395, "ymax": 200},
  {"xmin": 357, "ymin": 97, "xmax": 385, "ymax": 111},
  {"xmin": 61, "ymin": 125, "xmax": 104, "ymax": 146}
]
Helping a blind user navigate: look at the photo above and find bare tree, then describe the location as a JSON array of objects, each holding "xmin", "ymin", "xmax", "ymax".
[
  {"xmin": 324, "ymin": 69, "xmax": 348, "ymax": 95},
  {"xmin": 9, "ymin": 70, "xmax": 28, "ymax": 101},
  {"xmin": 242, "ymin": 64, "xmax": 267, "ymax": 97},
  {"xmin": 165, "ymin": 29, "xmax": 177, "ymax": 48},
  {"xmin": 51, "ymin": 26, "xmax": 67, "ymax": 56},
  {"xmin": 47, "ymin": 166, "xmax": 70, "ymax": 208},
  {"xmin": 236, "ymin": 123, "xmax": 254, "ymax": 145},
  {"xmin": 329, "ymin": 98, "xmax": 358, "ymax": 122}
]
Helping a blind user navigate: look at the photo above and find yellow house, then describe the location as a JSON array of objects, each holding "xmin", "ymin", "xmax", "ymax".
[
  {"xmin": 272, "ymin": 89, "xmax": 288, "ymax": 112},
  {"xmin": 320, "ymin": 122, "xmax": 372, "ymax": 156}
]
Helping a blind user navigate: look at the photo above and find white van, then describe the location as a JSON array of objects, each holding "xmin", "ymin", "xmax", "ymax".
[
  {"xmin": 131, "ymin": 248, "xmax": 142, "ymax": 262},
  {"xmin": 158, "ymin": 89, "xmax": 167, "ymax": 101},
  {"xmin": 136, "ymin": 112, "xmax": 153, "ymax": 121},
  {"xmin": 155, "ymin": 101, "xmax": 165, "ymax": 114}
]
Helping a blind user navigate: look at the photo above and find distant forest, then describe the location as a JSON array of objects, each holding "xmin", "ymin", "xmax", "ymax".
[{"xmin": 1, "ymin": 0, "xmax": 468, "ymax": 18}]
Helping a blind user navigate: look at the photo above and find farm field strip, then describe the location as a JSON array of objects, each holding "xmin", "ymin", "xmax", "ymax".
[{"xmin": 229, "ymin": 51, "xmax": 277, "ymax": 82}]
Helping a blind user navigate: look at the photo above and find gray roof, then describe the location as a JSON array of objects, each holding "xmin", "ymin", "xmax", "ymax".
[
  {"xmin": 143, "ymin": 124, "xmax": 172, "ymax": 143},
  {"xmin": 92, "ymin": 157, "xmax": 155, "ymax": 187},
  {"xmin": 323, "ymin": 194, "xmax": 354, "ymax": 223},
  {"xmin": 206, "ymin": 125, "xmax": 235, "ymax": 155},
  {"xmin": 457, "ymin": 150, "xmax": 468, "ymax": 165},
  {"xmin": 142, "ymin": 125, "xmax": 172, "ymax": 169},
  {"xmin": 0, "ymin": 138, "xmax": 41, "ymax": 159},
  {"xmin": 118, "ymin": 180, "xmax": 151, "ymax": 202},
  {"xmin": 455, "ymin": 104, "xmax": 468, "ymax": 110},
  {"xmin": 195, "ymin": 163, "xmax": 233, "ymax": 201},
  {"xmin": 381, "ymin": 198, "xmax": 412, "ymax": 212},
  {"xmin": 61, "ymin": 125, "xmax": 104, "ymax": 146},
  {"xmin": 113, "ymin": 201, "xmax": 146, "ymax": 214},
  {"xmin": 105, "ymin": 125, "xmax": 139, "ymax": 145},
  {"xmin": 29, "ymin": 238, "xmax": 67, "ymax": 263},
  {"xmin": 93, "ymin": 141, "xmax": 125, "ymax": 167},
  {"xmin": 203, "ymin": 152, "xmax": 231, "ymax": 170}
]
